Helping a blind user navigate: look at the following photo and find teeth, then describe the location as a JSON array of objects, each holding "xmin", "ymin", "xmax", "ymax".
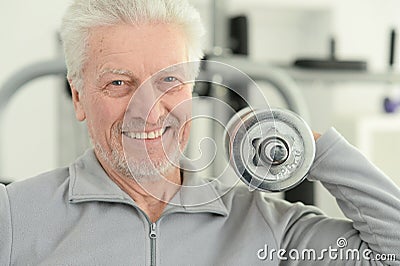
[
  {"xmin": 124, "ymin": 128, "xmax": 166, "ymax": 140},
  {"xmin": 148, "ymin": 132, "xmax": 155, "ymax": 139}
]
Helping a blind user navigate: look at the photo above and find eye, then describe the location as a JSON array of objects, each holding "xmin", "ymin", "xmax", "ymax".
[
  {"xmin": 103, "ymin": 79, "xmax": 132, "ymax": 98},
  {"xmin": 157, "ymin": 75, "xmax": 184, "ymax": 93},
  {"xmin": 111, "ymin": 80, "xmax": 125, "ymax": 86},
  {"xmin": 163, "ymin": 76, "xmax": 177, "ymax": 83}
]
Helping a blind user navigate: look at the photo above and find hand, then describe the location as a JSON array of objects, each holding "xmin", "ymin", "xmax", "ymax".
[{"xmin": 313, "ymin": 132, "xmax": 321, "ymax": 141}]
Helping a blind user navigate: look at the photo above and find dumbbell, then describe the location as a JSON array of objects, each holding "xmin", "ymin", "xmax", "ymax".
[{"xmin": 224, "ymin": 107, "xmax": 315, "ymax": 192}]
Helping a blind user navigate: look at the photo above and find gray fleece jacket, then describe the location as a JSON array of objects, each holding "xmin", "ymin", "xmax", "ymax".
[{"xmin": 0, "ymin": 128, "xmax": 399, "ymax": 265}]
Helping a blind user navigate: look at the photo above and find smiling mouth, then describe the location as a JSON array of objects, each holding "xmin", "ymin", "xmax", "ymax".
[{"xmin": 122, "ymin": 127, "xmax": 168, "ymax": 140}]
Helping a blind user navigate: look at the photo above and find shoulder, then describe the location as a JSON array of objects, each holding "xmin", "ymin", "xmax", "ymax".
[
  {"xmin": 219, "ymin": 182, "xmax": 325, "ymax": 225},
  {"xmin": 6, "ymin": 167, "xmax": 70, "ymax": 206}
]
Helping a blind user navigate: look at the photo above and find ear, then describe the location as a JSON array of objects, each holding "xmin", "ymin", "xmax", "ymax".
[{"xmin": 69, "ymin": 80, "xmax": 86, "ymax": 121}]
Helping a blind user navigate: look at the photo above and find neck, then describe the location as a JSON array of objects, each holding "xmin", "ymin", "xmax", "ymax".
[{"xmin": 96, "ymin": 154, "xmax": 182, "ymax": 222}]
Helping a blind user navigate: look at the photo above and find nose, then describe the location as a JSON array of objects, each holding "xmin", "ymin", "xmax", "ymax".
[{"xmin": 126, "ymin": 82, "xmax": 163, "ymax": 125}]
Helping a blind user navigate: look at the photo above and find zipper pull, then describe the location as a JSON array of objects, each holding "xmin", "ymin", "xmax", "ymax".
[{"xmin": 150, "ymin": 223, "xmax": 157, "ymax": 239}]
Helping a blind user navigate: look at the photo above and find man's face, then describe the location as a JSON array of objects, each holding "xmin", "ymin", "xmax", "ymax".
[{"xmin": 70, "ymin": 23, "xmax": 192, "ymax": 180}]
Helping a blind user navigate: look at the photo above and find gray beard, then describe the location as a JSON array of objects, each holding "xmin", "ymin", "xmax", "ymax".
[
  {"xmin": 89, "ymin": 114, "xmax": 184, "ymax": 183},
  {"xmin": 94, "ymin": 141, "xmax": 182, "ymax": 183}
]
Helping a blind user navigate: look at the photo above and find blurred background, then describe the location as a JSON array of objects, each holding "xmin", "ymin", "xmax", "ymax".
[{"xmin": 1, "ymin": 0, "xmax": 400, "ymax": 218}]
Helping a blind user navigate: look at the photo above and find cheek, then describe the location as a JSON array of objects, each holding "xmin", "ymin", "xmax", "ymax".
[
  {"xmin": 167, "ymin": 92, "xmax": 192, "ymax": 122},
  {"xmin": 171, "ymin": 93, "xmax": 192, "ymax": 144},
  {"xmin": 181, "ymin": 119, "xmax": 191, "ymax": 143},
  {"xmin": 85, "ymin": 96, "xmax": 129, "ymax": 135}
]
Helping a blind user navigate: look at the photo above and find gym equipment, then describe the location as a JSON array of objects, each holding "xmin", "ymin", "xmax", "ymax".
[{"xmin": 225, "ymin": 107, "xmax": 315, "ymax": 192}]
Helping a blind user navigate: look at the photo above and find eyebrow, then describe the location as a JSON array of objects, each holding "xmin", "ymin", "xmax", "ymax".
[
  {"xmin": 156, "ymin": 65, "xmax": 189, "ymax": 78},
  {"xmin": 97, "ymin": 68, "xmax": 137, "ymax": 82}
]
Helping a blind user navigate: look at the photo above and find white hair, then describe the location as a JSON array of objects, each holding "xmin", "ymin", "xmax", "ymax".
[{"xmin": 60, "ymin": 0, "xmax": 205, "ymax": 91}]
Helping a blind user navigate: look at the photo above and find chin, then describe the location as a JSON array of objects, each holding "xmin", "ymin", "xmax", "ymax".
[{"xmin": 127, "ymin": 149, "xmax": 181, "ymax": 179}]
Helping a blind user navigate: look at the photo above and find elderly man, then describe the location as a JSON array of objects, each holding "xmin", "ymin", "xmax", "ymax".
[{"xmin": 1, "ymin": 0, "xmax": 400, "ymax": 265}]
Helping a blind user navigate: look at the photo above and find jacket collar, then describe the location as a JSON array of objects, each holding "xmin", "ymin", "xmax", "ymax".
[{"xmin": 68, "ymin": 149, "xmax": 228, "ymax": 216}]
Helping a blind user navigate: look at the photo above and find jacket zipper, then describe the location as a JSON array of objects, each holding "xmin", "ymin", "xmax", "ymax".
[{"xmin": 149, "ymin": 222, "xmax": 157, "ymax": 266}]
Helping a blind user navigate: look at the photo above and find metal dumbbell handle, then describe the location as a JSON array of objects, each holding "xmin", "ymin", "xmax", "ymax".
[
  {"xmin": 258, "ymin": 137, "xmax": 289, "ymax": 165},
  {"xmin": 225, "ymin": 107, "xmax": 315, "ymax": 192}
]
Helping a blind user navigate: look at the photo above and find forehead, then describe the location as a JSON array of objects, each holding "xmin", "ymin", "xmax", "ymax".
[{"xmin": 86, "ymin": 23, "xmax": 188, "ymax": 78}]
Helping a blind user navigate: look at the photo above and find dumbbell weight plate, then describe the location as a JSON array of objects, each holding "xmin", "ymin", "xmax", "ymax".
[{"xmin": 225, "ymin": 107, "xmax": 315, "ymax": 192}]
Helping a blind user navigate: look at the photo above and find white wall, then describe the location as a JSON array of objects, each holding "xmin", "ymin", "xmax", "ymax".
[{"xmin": 0, "ymin": 0, "xmax": 70, "ymax": 180}]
